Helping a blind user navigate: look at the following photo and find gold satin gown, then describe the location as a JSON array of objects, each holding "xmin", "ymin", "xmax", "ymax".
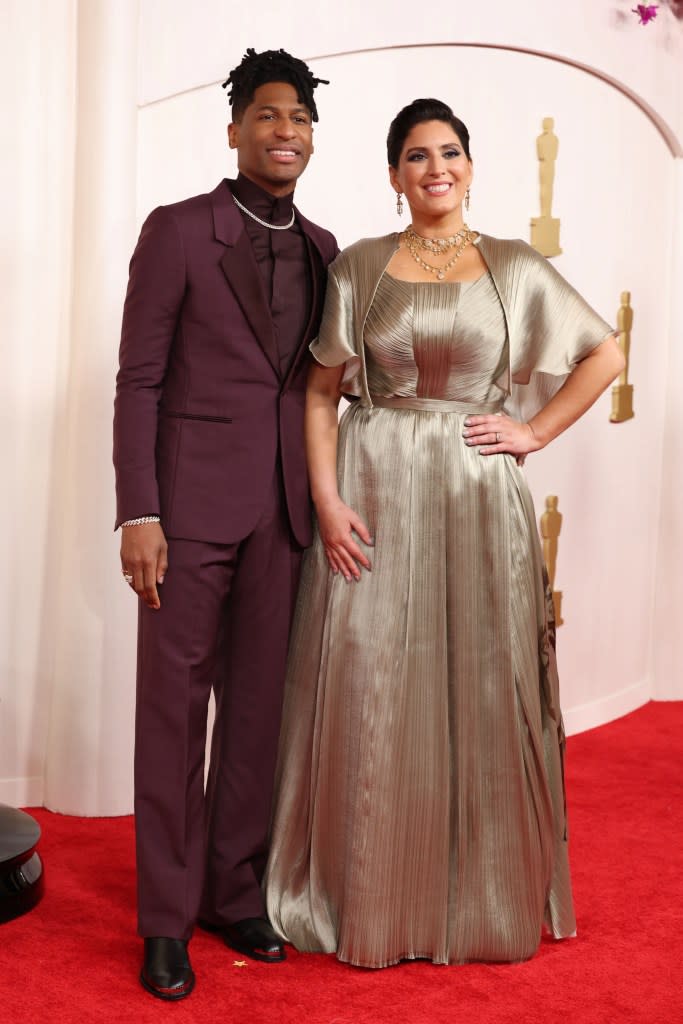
[{"xmin": 265, "ymin": 269, "xmax": 576, "ymax": 967}]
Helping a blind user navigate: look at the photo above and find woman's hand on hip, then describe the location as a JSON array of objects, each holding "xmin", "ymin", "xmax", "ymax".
[
  {"xmin": 315, "ymin": 497, "xmax": 373, "ymax": 581},
  {"xmin": 462, "ymin": 413, "xmax": 541, "ymax": 460}
]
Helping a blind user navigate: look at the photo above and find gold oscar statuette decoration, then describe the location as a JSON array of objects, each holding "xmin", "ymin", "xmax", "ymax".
[
  {"xmin": 530, "ymin": 117, "xmax": 562, "ymax": 258},
  {"xmin": 610, "ymin": 291, "xmax": 635, "ymax": 423},
  {"xmin": 540, "ymin": 495, "xmax": 564, "ymax": 626}
]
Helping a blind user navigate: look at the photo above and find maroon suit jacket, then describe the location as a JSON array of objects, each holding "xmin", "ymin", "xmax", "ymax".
[{"xmin": 113, "ymin": 180, "xmax": 338, "ymax": 547}]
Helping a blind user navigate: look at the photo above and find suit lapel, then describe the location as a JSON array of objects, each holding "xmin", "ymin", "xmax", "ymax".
[
  {"xmin": 281, "ymin": 206, "xmax": 338, "ymax": 391},
  {"xmin": 282, "ymin": 232, "xmax": 324, "ymax": 391},
  {"xmin": 211, "ymin": 181, "xmax": 281, "ymax": 379},
  {"xmin": 295, "ymin": 207, "xmax": 336, "ymax": 270}
]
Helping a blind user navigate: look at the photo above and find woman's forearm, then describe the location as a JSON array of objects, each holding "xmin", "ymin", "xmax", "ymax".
[
  {"xmin": 528, "ymin": 334, "xmax": 625, "ymax": 447},
  {"xmin": 305, "ymin": 363, "xmax": 372, "ymax": 578},
  {"xmin": 305, "ymin": 364, "xmax": 345, "ymax": 507},
  {"xmin": 463, "ymin": 334, "xmax": 625, "ymax": 456}
]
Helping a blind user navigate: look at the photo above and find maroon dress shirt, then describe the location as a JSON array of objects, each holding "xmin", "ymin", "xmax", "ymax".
[{"xmin": 229, "ymin": 174, "xmax": 312, "ymax": 377}]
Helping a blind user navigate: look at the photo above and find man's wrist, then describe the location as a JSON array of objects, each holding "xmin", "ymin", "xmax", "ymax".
[{"xmin": 120, "ymin": 515, "xmax": 161, "ymax": 528}]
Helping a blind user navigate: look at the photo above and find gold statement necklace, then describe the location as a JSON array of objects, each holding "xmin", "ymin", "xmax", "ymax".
[{"xmin": 403, "ymin": 223, "xmax": 478, "ymax": 280}]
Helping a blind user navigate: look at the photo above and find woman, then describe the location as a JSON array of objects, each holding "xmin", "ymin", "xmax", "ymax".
[{"xmin": 264, "ymin": 99, "xmax": 624, "ymax": 968}]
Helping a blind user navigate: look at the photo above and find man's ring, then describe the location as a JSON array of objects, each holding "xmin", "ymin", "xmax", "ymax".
[
  {"xmin": 122, "ymin": 571, "xmax": 133, "ymax": 585},
  {"xmin": 495, "ymin": 431, "xmax": 502, "ymax": 443}
]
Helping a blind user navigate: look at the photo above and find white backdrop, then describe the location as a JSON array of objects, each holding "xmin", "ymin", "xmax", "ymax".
[
  {"xmin": 2, "ymin": 0, "xmax": 682, "ymax": 814},
  {"xmin": 1, "ymin": 0, "xmax": 78, "ymax": 808}
]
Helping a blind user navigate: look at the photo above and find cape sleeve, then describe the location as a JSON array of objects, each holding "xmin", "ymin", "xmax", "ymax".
[
  {"xmin": 500, "ymin": 241, "xmax": 615, "ymax": 421},
  {"xmin": 308, "ymin": 255, "xmax": 363, "ymax": 397}
]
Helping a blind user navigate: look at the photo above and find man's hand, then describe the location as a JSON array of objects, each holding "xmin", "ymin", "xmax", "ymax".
[{"xmin": 120, "ymin": 522, "xmax": 168, "ymax": 609}]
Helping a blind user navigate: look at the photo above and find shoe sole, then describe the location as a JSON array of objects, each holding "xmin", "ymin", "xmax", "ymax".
[
  {"xmin": 223, "ymin": 935, "xmax": 286, "ymax": 963},
  {"xmin": 139, "ymin": 971, "xmax": 196, "ymax": 1000},
  {"xmin": 198, "ymin": 919, "xmax": 286, "ymax": 963}
]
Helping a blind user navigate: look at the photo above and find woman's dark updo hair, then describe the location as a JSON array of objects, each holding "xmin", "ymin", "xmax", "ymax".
[{"xmin": 387, "ymin": 98, "xmax": 471, "ymax": 167}]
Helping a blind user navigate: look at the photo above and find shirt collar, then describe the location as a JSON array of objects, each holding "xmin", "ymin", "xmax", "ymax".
[{"xmin": 230, "ymin": 173, "xmax": 295, "ymax": 225}]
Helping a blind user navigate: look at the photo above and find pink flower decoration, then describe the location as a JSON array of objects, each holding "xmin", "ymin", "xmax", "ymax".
[{"xmin": 632, "ymin": 4, "xmax": 659, "ymax": 22}]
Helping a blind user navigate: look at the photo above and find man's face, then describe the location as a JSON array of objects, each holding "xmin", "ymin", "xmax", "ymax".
[{"xmin": 228, "ymin": 81, "xmax": 314, "ymax": 196}]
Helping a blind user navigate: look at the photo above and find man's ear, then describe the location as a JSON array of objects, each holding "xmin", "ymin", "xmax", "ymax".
[{"xmin": 227, "ymin": 122, "xmax": 239, "ymax": 150}]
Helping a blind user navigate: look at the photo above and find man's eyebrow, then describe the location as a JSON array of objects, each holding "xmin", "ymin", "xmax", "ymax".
[{"xmin": 255, "ymin": 104, "xmax": 310, "ymax": 116}]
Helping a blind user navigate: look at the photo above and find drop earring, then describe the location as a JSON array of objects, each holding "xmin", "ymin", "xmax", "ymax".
[
  {"xmin": 396, "ymin": 192, "xmax": 404, "ymax": 217},
  {"xmin": 465, "ymin": 187, "xmax": 471, "ymax": 212}
]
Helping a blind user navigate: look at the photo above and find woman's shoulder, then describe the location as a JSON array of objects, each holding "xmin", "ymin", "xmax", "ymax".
[
  {"xmin": 476, "ymin": 232, "xmax": 542, "ymax": 261},
  {"xmin": 476, "ymin": 233, "xmax": 560, "ymax": 284},
  {"xmin": 341, "ymin": 232, "xmax": 400, "ymax": 256},
  {"xmin": 331, "ymin": 233, "xmax": 399, "ymax": 275}
]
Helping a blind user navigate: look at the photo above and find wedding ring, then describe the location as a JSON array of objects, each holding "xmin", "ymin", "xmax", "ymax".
[
  {"xmin": 495, "ymin": 432, "xmax": 502, "ymax": 443},
  {"xmin": 122, "ymin": 571, "xmax": 133, "ymax": 584}
]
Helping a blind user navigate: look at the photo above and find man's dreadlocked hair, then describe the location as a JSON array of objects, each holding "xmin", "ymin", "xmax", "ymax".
[{"xmin": 222, "ymin": 48, "xmax": 329, "ymax": 123}]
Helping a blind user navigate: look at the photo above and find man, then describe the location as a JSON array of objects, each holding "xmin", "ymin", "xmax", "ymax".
[{"xmin": 113, "ymin": 49, "xmax": 337, "ymax": 1000}]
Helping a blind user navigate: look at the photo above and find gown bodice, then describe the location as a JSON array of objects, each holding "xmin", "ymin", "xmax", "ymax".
[{"xmin": 362, "ymin": 271, "xmax": 508, "ymax": 403}]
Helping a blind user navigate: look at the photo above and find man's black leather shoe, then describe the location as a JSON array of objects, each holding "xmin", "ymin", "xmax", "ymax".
[
  {"xmin": 140, "ymin": 937, "xmax": 195, "ymax": 1000},
  {"xmin": 221, "ymin": 917, "xmax": 286, "ymax": 963}
]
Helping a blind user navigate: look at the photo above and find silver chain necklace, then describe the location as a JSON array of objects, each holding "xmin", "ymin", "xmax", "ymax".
[{"xmin": 232, "ymin": 193, "xmax": 295, "ymax": 230}]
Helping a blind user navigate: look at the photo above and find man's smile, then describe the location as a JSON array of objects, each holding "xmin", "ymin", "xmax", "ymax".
[{"xmin": 268, "ymin": 147, "xmax": 300, "ymax": 162}]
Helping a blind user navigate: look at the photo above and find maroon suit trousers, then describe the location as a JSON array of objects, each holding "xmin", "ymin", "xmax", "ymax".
[{"xmin": 134, "ymin": 471, "xmax": 302, "ymax": 939}]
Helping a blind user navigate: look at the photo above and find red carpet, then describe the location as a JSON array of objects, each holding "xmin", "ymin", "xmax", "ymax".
[{"xmin": 1, "ymin": 702, "xmax": 682, "ymax": 1024}]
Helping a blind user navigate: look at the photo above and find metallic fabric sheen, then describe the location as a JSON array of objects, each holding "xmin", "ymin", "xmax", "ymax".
[{"xmin": 265, "ymin": 237, "xmax": 612, "ymax": 968}]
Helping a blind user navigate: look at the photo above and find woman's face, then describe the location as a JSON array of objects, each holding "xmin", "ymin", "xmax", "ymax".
[{"xmin": 389, "ymin": 119, "xmax": 473, "ymax": 223}]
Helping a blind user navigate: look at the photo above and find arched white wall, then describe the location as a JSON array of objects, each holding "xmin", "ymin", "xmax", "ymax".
[
  {"xmin": 137, "ymin": 0, "xmax": 683, "ymax": 151},
  {"xmin": 653, "ymin": 159, "xmax": 683, "ymax": 701}
]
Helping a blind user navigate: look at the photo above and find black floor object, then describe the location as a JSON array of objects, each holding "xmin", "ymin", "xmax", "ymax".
[{"xmin": 0, "ymin": 804, "xmax": 44, "ymax": 923}]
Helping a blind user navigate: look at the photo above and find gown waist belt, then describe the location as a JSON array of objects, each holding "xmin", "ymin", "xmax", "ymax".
[{"xmin": 371, "ymin": 396, "xmax": 505, "ymax": 414}]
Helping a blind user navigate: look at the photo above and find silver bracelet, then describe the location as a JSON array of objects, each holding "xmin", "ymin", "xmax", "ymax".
[{"xmin": 120, "ymin": 515, "xmax": 161, "ymax": 527}]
